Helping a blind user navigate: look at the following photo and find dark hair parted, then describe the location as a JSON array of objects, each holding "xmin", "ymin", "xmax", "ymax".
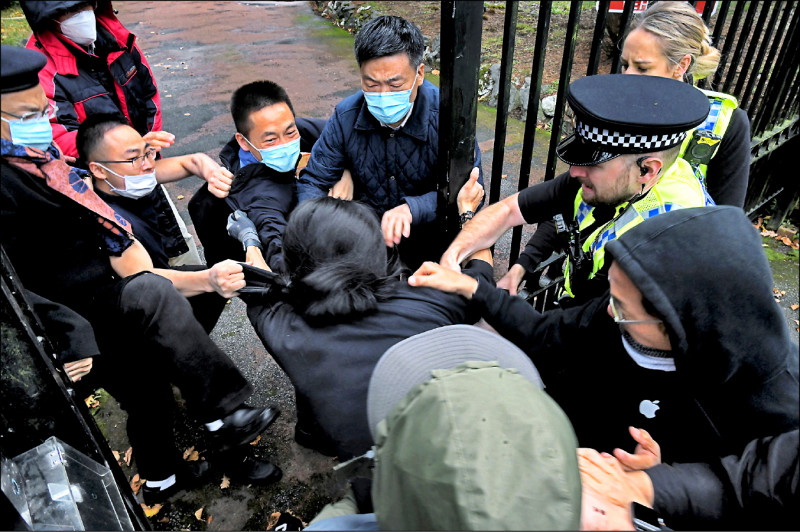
[
  {"xmin": 75, "ymin": 113, "xmax": 129, "ymax": 164},
  {"xmin": 230, "ymin": 80, "xmax": 295, "ymax": 137},
  {"xmin": 282, "ymin": 197, "xmax": 403, "ymax": 324},
  {"xmin": 354, "ymin": 15, "xmax": 424, "ymax": 68}
]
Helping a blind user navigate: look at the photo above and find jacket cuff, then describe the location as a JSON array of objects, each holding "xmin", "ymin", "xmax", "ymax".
[{"xmin": 404, "ymin": 191, "xmax": 437, "ymax": 226}]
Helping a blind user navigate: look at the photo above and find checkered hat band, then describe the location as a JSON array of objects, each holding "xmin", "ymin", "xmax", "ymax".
[{"xmin": 576, "ymin": 120, "xmax": 686, "ymax": 150}]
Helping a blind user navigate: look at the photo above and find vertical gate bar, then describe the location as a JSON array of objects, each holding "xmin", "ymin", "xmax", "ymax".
[
  {"xmin": 712, "ymin": 0, "xmax": 746, "ymax": 89},
  {"xmin": 733, "ymin": 2, "xmax": 772, "ymax": 101},
  {"xmin": 779, "ymin": 69, "xmax": 800, "ymax": 124},
  {"xmin": 702, "ymin": 0, "xmax": 715, "ymax": 23},
  {"xmin": 489, "ymin": 1, "xmax": 520, "ymax": 205},
  {"xmin": 741, "ymin": 1, "xmax": 790, "ymax": 111},
  {"xmin": 763, "ymin": 6, "xmax": 800, "ymax": 128},
  {"xmin": 511, "ymin": 0, "xmax": 582, "ymax": 261},
  {"xmin": 438, "ymin": 0, "xmax": 484, "ymax": 236},
  {"xmin": 752, "ymin": 5, "xmax": 798, "ymax": 132},
  {"xmin": 761, "ymin": 45, "xmax": 799, "ymax": 132},
  {"xmin": 722, "ymin": 3, "xmax": 758, "ymax": 94},
  {"xmin": 508, "ymin": 0, "xmax": 552, "ymax": 264},
  {"xmin": 700, "ymin": 0, "xmax": 730, "ymax": 90},
  {"xmin": 587, "ymin": 1, "xmax": 610, "ymax": 75},
  {"xmin": 609, "ymin": 0, "xmax": 635, "ymax": 73}
]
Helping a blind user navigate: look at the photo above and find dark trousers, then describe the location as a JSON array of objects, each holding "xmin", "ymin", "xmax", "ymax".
[
  {"xmin": 188, "ymin": 184, "xmax": 244, "ymax": 268},
  {"xmin": 80, "ymin": 273, "xmax": 252, "ymax": 480}
]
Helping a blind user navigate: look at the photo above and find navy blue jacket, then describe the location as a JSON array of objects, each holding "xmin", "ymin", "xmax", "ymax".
[{"xmin": 298, "ymin": 80, "xmax": 483, "ymax": 226}]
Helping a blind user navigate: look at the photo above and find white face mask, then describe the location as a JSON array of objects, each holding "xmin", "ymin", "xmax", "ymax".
[
  {"xmin": 96, "ymin": 163, "xmax": 158, "ymax": 199},
  {"xmin": 59, "ymin": 10, "xmax": 97, "ymax": 47}
]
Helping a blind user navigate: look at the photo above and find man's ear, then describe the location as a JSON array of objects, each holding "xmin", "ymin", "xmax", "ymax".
[
  {"xmin": 235, "ymin": 132, "xmax": 251, "ymax": 152},
  {"xmin": 636, "ymin": 157, "xmax": 663, "ymax": 184},
  {"xmin": 416, "ymin": 63, "xmax": 425, "ymax": 86},
  {"xmin": 87, "ymin": 161, "xmax": 106, "ymax": 181}
]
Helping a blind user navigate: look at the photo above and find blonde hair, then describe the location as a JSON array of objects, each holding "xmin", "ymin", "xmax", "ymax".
[{"xmin": 629, "ymin": 1, "xmax": 721, "ymax": 83}]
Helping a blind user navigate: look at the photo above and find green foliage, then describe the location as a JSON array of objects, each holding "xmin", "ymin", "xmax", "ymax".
[{"xmin": 1, "ymin": 3, "xmax": 31, "ymax": 46}]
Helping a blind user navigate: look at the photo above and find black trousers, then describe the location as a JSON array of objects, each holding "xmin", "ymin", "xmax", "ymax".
[
  {"xmin": 80, "ymin": 273, "xmax": 252, "ymax": 480},
  {"xmin": 188, "ymin": 184, "xmax": 244, "ymax": 268}
]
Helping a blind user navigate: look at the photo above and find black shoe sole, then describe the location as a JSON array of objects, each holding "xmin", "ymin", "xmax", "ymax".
[{"xmin": 211, "ymin": 407, "xmax": 280, "ymax": 453}]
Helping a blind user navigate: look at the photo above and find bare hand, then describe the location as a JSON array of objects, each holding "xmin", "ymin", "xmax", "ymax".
[
  {"xmin": 381, "ymin": 203, "xmax": 412, "ymax": 247},
  {"xmin": 496, "ymin": 263, "xmax": 527, "ymax": 296},
  {"xmin": 246, "ymin": 246, "xmax": 270, "ymax": 271},
  {"xmin": 457, "ymin": 167, "xmax": 484, "ymax": 214},
  {"xmin": 206, "ymin": 166, "xmax": 234, "ymax": 199},
  {"xmin": 408, "ymin": 261, "xmax": 478, "ymax": 298},
  {"xmin": 142, "ymin": 130, "xmax": 176, "ymax": 151},
  {"xmin": 329, "ymin": 169, "xmax": 354, "ymax": 200},
  {"xmin": 64, "ymin": 357, "xmax": 93, "ymax": 382},
  {"xmin": 613, "ymin": 426, "xmax": 662, "ymax": 471},
  {"xmin": 578, "ymin": 448, "xmax": 654, "ymax": 509},
  {"xmin": 208, "ymin": 259, "xmax": 245, "ymax": 298},
  {"xmin": 581, "ymin": 482, "xmax": 636, "ymax": 531}
]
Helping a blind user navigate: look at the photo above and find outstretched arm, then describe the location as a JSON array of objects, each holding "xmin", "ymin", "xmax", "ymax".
[{"xmin": 155, "ymin": 152, "xmax": 234, "ymax": 198}]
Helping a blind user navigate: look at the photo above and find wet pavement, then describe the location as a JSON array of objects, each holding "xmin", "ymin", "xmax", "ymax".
[{"xmin": 92, "ymin": 2, "xmax": 798, "ymax": 530}]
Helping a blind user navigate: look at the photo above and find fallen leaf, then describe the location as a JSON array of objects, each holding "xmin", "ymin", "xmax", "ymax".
[
  {"xmin": 791, "ymin": 304, "xmax": 799, "ymax": 310},
  {"xmin": 195, "ymin": 508, "xmax": 203, "ymax": 521},
  {"xmin": 501, "ymin": 174, "xmax": 508, "ymax": 179},
  {"xmin": 182, "ymin": 446, "xmax": 195, "ymax": 460},
  {"xmin": 158, "ymin": 517, "xmax": 169, "ymax": 523},
  {"xmin": 220, "ymin": 476, "xmax": 230, "ymax": 489},
  {"xmin": 176, "ymin": 194, "xmax": 185, "ymax": 200},
  {"xmin": 432, "ymin": 69, "xmax": 440, "ymax": 75},
  {"xmin": 782, "ymin": 237, "xmax": 793, "ymax": 246},
  {"xmin": 761, "ymin": 230, "xmax": 777, "ymax": 237},
  {"xmin": 84, "ymin": 394, "xmax": 100, "ymax": 408},
  {"xmin": 207, "ymin": 515, "xmax": 213, "ymax": 524},
  {"xmin": 141, "ymin": 503, "xmax": 162, "ymax": 517},
  {"xmin": 266, "ymin": 512, "xmax": 281, "ymax": 530},
  {"xmin": 250, "ymin": 435, "xmax": 261, "ymax": 446},
  {"xmin": 762, "ymin": 243, "xmax": 769, "ymax": 247},
  {"xmin": 130, "ymin": 474, "xmax": 144, "ymax": 495},
  {"xmin": 112, "ymin": 450, "xmax": 120, "ymax": 463},
  {"xmin": 774, "ymin": 288, "xmax": 781, "ymax": 294},
  {"xmin": 124, "ymin": 447, "xmax": 133, "ymax": 467},
  {"xmin": 781, "ymin": 291, "xmax": 786, "ymax": 296}
]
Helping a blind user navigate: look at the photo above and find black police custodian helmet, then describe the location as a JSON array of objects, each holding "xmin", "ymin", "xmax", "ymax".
[
  {"xmin": 1, "ymin": 45, "xmax": 48, "ymax": 94},
  {"xmin": 556, "ymin": 74, "xmax": 710, "ymax": 166}
]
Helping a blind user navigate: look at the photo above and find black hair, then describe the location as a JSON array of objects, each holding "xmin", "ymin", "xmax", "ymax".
[
  {"xmin": 354, "ymin": 15, "xmax": 424, "ymax": 68},
  {"xmin": 282, "ymin": 197, "xmax": 403, "ymax": 324},
  {"xmin": 230, "ymin": 80, "xmax": 295, "ymax": 137},
  {"xmin": 75, "ymin": 113, "xmax": 129, "ymax": 164}
]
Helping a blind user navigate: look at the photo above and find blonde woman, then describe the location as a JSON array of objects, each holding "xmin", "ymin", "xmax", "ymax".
[{"xmin": 621, "ymin": 1, "xmax": 750, "ymax": 208}]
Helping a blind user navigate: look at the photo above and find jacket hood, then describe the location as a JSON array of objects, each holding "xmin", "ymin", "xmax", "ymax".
[
  {"xmin": 605, "ymin": 206, "xmax": 797, "ymax": 386},
  {"xmin": 22, "ymin": 1, "xmax": 112, "ymax": 31}
]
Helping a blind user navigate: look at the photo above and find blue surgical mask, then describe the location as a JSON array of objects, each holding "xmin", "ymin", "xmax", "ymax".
[
  {"xmin": 243, "ymin": 136, "xmax": 301, "ymax": 174},
  {"xmin": 363, "ymin": 72, "xmax": 419, "ymax": 125},
  {"xmin": 96, "ymin": 163, "xmax": 158, "ymax": 199},
  {"xmin": 1, "ymin": 115, "xmax": 53, "ymax": 151}
]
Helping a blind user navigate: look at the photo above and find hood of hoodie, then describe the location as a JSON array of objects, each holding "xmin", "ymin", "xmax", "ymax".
[
  {"xmin": 22, "ymin": 1, "xmax": 113, "ymax": 31},
  {"xmin": 605, "ymin": 206, "xmax": 797, "ymax": 388}
]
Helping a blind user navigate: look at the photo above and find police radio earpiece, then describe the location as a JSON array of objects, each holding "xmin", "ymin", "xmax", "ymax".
[{"xmin": 636, "ymin": 157, "xmax": 648, "ymax": 177}]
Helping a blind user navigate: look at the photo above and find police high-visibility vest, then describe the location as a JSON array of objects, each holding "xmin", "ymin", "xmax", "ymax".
[
  {"xmin": 563, "ymin": 158, "xmax": 715, "ymax": 298},
  {"xmin": 679, "ymin": 90, "xmax": 738, "ymax": 184}
]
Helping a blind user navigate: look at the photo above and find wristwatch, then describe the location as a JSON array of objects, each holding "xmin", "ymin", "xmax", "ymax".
[{"xmin": 459, "ymin": 210, "xmax": 475, "ymax": 227}]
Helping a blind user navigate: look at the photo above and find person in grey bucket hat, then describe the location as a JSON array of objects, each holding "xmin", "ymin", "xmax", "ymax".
[{"xmin": 306, "ymin": 325, "xmax": 582, "ymax": 531}]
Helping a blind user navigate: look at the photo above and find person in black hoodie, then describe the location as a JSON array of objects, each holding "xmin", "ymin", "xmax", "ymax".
[
  {"xmin": 409, "ymin": 206, "xmax": 798, "ymax": 468},
  {"xmin": 188, "ymin": 81, "xmax": 350, "ymax": 270}
]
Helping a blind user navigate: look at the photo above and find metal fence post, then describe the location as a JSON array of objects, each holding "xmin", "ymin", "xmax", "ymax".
[{"xmin": 438, "ymin": 0, "xmax": 484, "ymax": 236}]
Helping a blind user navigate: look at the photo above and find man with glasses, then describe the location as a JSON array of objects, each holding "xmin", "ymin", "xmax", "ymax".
[
  {"xmin": 1, "ymin": 45, "xmax": 283, "ymax": 504},
  {"xmin": 298, "ymin": 15, "xmax": 484, "ymax": 270},
  {"xmin": 409, "ymin": 206, "xmax": 798, "ymax": 476},
  {"xmin": 76, "ymin": 114, "xmax": 239, "ymax": 331}
]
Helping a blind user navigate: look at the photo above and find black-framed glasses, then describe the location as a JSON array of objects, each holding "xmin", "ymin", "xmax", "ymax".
[
  {"xmin": 95, "ymin": 146, "xmax": 157, "ymax": 169},
  {"xmin": 1, "ymin": 102, "xmax": 58, "ymax": 122},
  {"xmin": 609, "ymin": 295, "xmax": 662, "ymax": 325}
]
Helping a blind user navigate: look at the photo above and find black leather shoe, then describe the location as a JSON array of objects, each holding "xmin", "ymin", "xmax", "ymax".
[
  {"xmin": 206, "ymin": 405, "xmax": 280, "ymax": 452},
  {"xmin": 222, "ymin": 453, "xmax": 283, "ymax": 486},
  {"xmin": 141, "ymin": 460, "xmax": 211, "ymax": 506}
]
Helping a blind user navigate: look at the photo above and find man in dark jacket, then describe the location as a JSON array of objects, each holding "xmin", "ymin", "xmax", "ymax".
[
  {"xmin": 188, "ymin": 80, "xmax": 339, "ymax": 270},
  {"xmin": 21, "ymin": 1, "xmax": 169, "ymax": 158},
  {"xmin": 298, "ymin": 15, "xmax": 484, "ymax": 270},
  {"xmin": 410, "ymin": 206, "xmax": 798, "ymax": 467},
  {"xmin": 76, "ymin": 114, "xmax": 237, "ymax": 331}
]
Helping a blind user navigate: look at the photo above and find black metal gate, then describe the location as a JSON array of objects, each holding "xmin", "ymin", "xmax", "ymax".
[{"xmin": 438, "ymin": 0, "xmax": 799, "ymax": 261}]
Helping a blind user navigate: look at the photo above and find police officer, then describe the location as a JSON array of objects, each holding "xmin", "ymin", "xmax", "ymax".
[{"xmin": 440, "ymin": 74, "xmax": 713, "ymax": 304}]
